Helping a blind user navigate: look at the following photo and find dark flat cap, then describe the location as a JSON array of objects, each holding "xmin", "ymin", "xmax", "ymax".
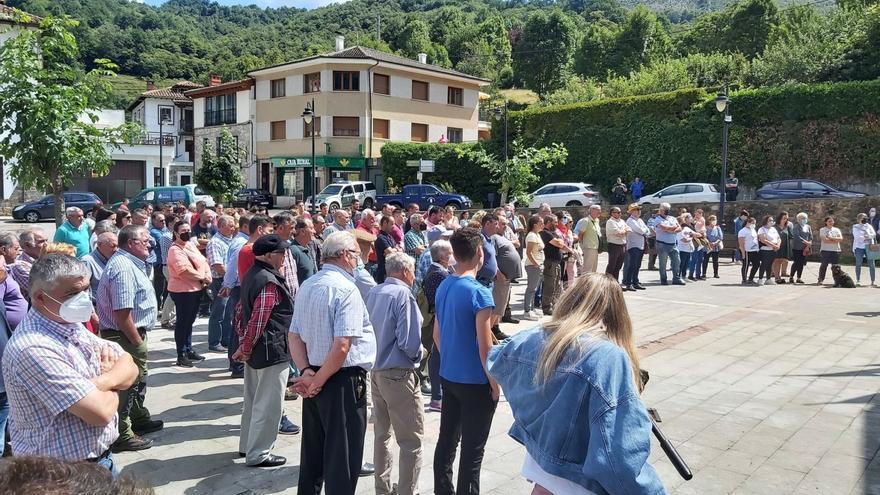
[{"xmin": 253, "ymin": 234, "xmax": 289, "ymax": 256}]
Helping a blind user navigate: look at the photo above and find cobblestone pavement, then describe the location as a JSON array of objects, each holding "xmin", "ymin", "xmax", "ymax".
[{"xmin": 94, "ymin": 254, "xmax": 880, "ymax": 494}]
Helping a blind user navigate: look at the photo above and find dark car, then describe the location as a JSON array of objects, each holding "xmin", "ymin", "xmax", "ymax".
[
  {"xmin": 755, "ymin": 179, "xmax": 866, "ymax": 200},
  {"xmin": 12, "ymin": 192, "xmax": 103, "ymax": 223},
  {"xmin": 375, "ymin": 184, "xmax": 471, "ymax": 210},
  {"xmin": 232, "ymin": 188, "xmax": 274, "ymax": 209}
]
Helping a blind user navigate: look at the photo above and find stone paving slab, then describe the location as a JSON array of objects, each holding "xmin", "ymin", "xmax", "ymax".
[{"xmin": 105, "ymin": 254, "xmax": 880, "ymax": 494}]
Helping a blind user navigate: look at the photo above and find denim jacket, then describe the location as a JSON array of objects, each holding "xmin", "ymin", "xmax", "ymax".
[{"xmin": 487, "ymin": 327, "xmax": 666, "ymax": 495}]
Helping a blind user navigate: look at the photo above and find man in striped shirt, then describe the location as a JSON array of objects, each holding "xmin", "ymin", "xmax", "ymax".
[{"xmin": 96, "ymin": 225, "xmax": 161, "ymax": 453}]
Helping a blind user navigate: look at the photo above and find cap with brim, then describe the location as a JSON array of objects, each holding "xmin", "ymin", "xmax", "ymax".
[
  {"xmin": 627, "ymin": 203, "xmax": 642, "ymax": 212},
  {"xmin": 427, "ymin": 225, "xmax": 454, "ymax": 244},
  {"xmin": 351, "ymin": 228, "xmax": 377, "ymax": 243},
  {"xmin": 253, "ymin": 234, "xmax": 289, "ymax": 256}
]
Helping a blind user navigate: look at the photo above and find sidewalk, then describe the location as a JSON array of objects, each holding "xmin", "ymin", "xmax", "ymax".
[{"xmin": 114, "ymin": 256, "xmax": 880, "ymax": 494}]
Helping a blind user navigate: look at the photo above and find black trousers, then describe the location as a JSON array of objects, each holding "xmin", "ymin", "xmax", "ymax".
[
  {"xmin": 758, "ymin": 250, "xmax": 775, "ymax": 280},
  {"xmin": 605, "ymin": 243, "xmax": 626, "ymax": 281},
  {"xmin": 741, "ymin": 251, "xmax": 760, "ymax": 281},
  {"xmin": 818, "ymin": 250, "xmax": 840, "ymax": 283},
  {"xmin": 705, "ymin": 251, "xmax": 719, "ymax": 277},
  {"xmin": 169, "ymin": 290, "xmax": 202, "ymax": 355},
  {"xmin": 298, "ymin": 367, "xmax": 367, "ymax": 495},
  {"xmin": 791, "ymin": 250, "xmax": 808, "ymax": 280},
  {"xmin": 434, "ymin": 379, "xmax": 497, "ymax": 495},
  {"xmin": 152, "ymin": 266, "xmax": 167, "ymax": 307},
  {"xmin": 647, "ymin": 238, "xmax": 657, "ymax": 269}
]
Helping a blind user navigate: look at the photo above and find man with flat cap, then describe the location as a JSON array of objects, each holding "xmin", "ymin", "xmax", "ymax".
[{"xmin": 233, "ymin": 234, "xmax": 296, "ymax": 467}]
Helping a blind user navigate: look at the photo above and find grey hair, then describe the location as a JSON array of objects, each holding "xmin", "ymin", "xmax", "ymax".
[
  {"xmin": 118, "ymin": 225, "xmax": 148, "ymax": 247},
  {"xmin": 430, "ymin": 239, "xmax": 453, "ymax": 262},
  {"xmin": 589, "ymin": 204, "xmax": 601, "ymax": 211},
  {"xmin": 19, "ymin": 227, "xmax": 45, "ymax": 246},
  {"xmin": 217, "ymin": 215, "xmax": 235, "ymax": 228},
  {"xmin": 93, "ymin": 220, "xmax": 118, "ymax": 237},
  {"xmin": 659, "ymin": 202, "xmax": 672, "ymax": 213},
  {"xmin": 334, "ymin": 209, "xmax": 350, "ymax": 220},
  {"xmin": 857, "ymin": 213, "xmax": 868, "ymax": 222},
  {"xmin": 361, "ymin": 208, "xmax": 375, "ymax": 219},
  {"xmin": 30, "ymin": 253, "xmax": 90, "ymax": 296},
  {"xmin": 96, "ymin": 231, "xmax": 117, "ymax": 245},
  {"xmin": 410, "ymin": 213, "xmax": 424, "ymax": 226},
  {"xmin": 385, "ymin": 252, "xmax": 414, "ymax": 276},
  {"xmin": 322, "ymin": 231, "xmax": 357, "ymax": 259},
  {"xmin": 0, "ymin": 232, "xmax": 16, "ymax": 249},
  {"xmin": 65, "ymin": 206, "xmax": 82, "ymax": 217},
  {"xmin": 796, "ymin": 212, "xmax": 808, "ymax": 221}
]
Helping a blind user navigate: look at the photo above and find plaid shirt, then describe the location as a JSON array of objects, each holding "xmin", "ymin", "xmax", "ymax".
[
  {"xmin": 233, "ymin": 282, "xmax": 279, "ymax": 360},
  {"xmin": 2, "ymin": 309, "xmax": 124, "ymax": 460},
  {"xmin": 96, "ymin": 250, "xmax": 158, "ymax": 331},
  {"xmin": 404, "ymin": 229, "xmax": 427, "ymax": 259},
  {"xmin": 205, "ymin": 233, "xmax": 232, "ymax": 279},
  {"xmin": 10, "ymin": 251, "xmax": 35, "ymax": 300}
]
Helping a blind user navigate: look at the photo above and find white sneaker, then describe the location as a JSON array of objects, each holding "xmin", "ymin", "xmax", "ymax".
[
  {"xmin": 521, "ymin": 312, "xmax": 537, "ymax": 321},
  {"xmin": 758, "ymin": 279, "xmax": 765, "ymax": 286},
  {"xmin": 531, "ymin": 309, "xmax": 543, "ymax": 319},
  {"xmin": 765, "ymin": 278, "xmax": 776, "ymax": 285}
]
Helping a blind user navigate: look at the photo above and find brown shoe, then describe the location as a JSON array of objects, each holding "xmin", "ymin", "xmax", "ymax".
[{"xmin": 111, "ymin": 435, "xmax": 153, "ymax": 453}]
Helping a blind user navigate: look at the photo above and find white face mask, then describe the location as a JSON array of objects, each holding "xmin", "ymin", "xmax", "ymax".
[{"xmin": 46, "ymin": 291, "xmax": 94, "ymax": 324}]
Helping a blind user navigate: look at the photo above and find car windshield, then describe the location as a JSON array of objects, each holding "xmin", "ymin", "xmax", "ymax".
[
  {"xmin": 193, "ymin": 185, "xmax": 207, "ymax": 195},
  {"xmin": 36, "ymin": 195, "xmax": 53, "ymax": 203},
  {"xmin": 708, "ymin": 184, "xmax": 719, "ymax": 192},
  {"xmin": 320, "ymin": 185, "xmax": 344, "ymax": 195}
]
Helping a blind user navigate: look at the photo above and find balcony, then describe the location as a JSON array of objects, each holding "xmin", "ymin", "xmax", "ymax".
[
  {"xmin": 131, "ymin": 132, "xmax": 175, "ymax": 146},
  {"xmin": 205, "ymin": 109, "xmax": 237, "ymax": 127}
]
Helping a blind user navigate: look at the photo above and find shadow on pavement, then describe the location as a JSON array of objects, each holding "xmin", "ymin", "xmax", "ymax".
[
  {"xmin": 152, "ymin": 423, "xmax": 241, "ymax": 447},
  {"xmin": 183, "ymin": 384, "xmax": 243, "ymax": 402},
  {"xmin": 184, "ymin": 464, "xmax": 301, "ymax": 495},
  {"xmin": 848, "ymin": 311, "xmax": 880, "ymax": 318},
  {"xmin": 160, "ymin": 401, "xmax": 243, "ymax": 422}
]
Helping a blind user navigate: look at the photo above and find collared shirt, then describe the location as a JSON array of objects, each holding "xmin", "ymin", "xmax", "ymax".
[
  {"xmin": 159, "ymin": 230, "xmax": 174, "ymax": 266},
  {"xmin": 574, "ymin": 217, "xmax": 602, "ymax": 250},
  {"xmin": 96, "ymin": 250, "xmax": 158, "ymax": 331},
  {"xmin": 289, "ymin": 264, "xmax": 376, "ymax": 370},
  {"xmin": 323, "ymin": 222, "xmax": 347, "ymax": 238},
  {"xmin": 81, "ymin": 249, "xmax": 110, "ymax": 302},
  {"xmin": 625, "ymin": 216, "xmax": 650, "ymax": 250},
  {"xmin": 54, "ymin": 221, "xmax": 90, "ymax": 258},
  {"xmin": 234, "ymin": 283, "xmax": 280, "ymax": 359},
  {"xmin": 221, "ymin": 232, "xmax": 250, "ymax": 289},
  {"xmin": 404, "ymin": 228, "xmax": 427, "ymax": 259},
  {"xmin": 206, "ymin": 232, "xmax": 233, "ymax": 279},
  {"xmin": 366, "ymin": 277, "xmax": 423, "ymax": 371},
  {"xmin": 414, "ymin": 249, "xmax": 433, "ymax": 293},
  {"xmin": 10, "ymin": 251, "xmax": 35, "ymax": 300},
  {"xmin": 655, "ymin": 215, "xmax": 680, "ymax": 244},
  {"xmin": 2, "ymin": 309, "xmax": 124, "ymax": 460},
  {"xmin": 291, "ymin": 239, "xmax": 317, "ymax": 283},
  {"xmin": 149, "ymin": 227, "xmax": 168, "ymax": 266},
  {"xmin": 605, "ymin": 217, "xmax": 628, "ymax": 245}
]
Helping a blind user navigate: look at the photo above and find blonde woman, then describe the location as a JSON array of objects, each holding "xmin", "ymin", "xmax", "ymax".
[
  {"xmin": 488, "ymin": 273, "xmax": 665, "ymax": 494},
  {"xmin": 443, "ymin": 205, "xmax": 460, "ymax": 230},
  {"xmin": 40, "ymin": 242, "xmax": 77, "ymax": 258}
]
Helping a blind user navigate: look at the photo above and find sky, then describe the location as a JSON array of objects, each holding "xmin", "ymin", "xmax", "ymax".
[{"xmin": 140, "ymin": 0, "xmax": 350, "ymax": 8}]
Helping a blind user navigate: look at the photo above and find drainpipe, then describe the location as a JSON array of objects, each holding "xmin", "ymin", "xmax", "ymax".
[{"xmin": 367, "ymin": 60, "xmax": 380, "ymax": 182}]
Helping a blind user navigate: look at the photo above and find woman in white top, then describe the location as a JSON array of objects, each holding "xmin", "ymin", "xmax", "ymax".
[
  {"xmin": 852, "ymin": 213, "xmax": 877, "ymax": 286},
  {"xmin": 622, "ymin": 203, "xmax": 650, "ymax": 291},
  {"xmin": 676, "ymin": 214, "xmax": 695, "ymax": 281},
  {"xmin": 818, "ymin": 216, "xmax": 844, "ymax": 285},
  {"xmin": 757, "ymin": 215, "xmax": 781, "ymax": 285},
  {"xmin": 738, "ymin": 216, "xmax": 760, "ymax": 284},
  {"xmin": 523, "ymin": 215, "xmax": 546, "ymax": 320}
]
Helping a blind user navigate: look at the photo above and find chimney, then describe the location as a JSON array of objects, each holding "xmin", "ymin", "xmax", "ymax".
[
  {"xmin": 146, "ymin": 80, "xmax": 157, "ymax": 91},
  {"xmin": 418, "ymin": 53, "xmax": 427, "ymax": 64},
  {"xmin": 209, "ymin": 74, "xmax": 222, "ymax": 87},
  {"xmin": 335, "ymin": 35, "xmax": 345, "ymax": 52}
]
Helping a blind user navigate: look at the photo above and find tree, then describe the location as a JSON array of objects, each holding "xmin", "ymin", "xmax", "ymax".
[
  {"xmin": 606, "ymin": 6, "xmax": 673, "ymax": 77},
  {"xmin": 463, "ymin": 141, "xmax": 568, "ymax": 205},
  {"xmin": 513, "ymin": 9, "xmax": 578, "ymax": 97},
  {"xmin": 194, "ymin": 127, "xmax": 246, "ymax": 203},
  {"xmin": 0, "ymin": 15, "xmax": 137, "ymax": 226},
  {"xmin": 724, "ymin": 0, "xmax": 778, "ymax": 59},
  {"xmin": 573, "ymin": 17, "xmax": 620, "ymax": 80}
]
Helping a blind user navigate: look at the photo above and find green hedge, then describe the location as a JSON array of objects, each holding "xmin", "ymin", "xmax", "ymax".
[{"xmin": 506, "ymin": 80, "xmax": 880, "ymax": 198}]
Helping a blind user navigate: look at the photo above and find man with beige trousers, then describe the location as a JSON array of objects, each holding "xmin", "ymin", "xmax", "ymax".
[{"xmin": 575, "ymin": 204, "xmax": 603, "ymax": 273}]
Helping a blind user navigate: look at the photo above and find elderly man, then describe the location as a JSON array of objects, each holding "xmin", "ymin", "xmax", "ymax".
[
  {"xmin": 0, "ymin": 234, "xmax": 27, "ymax": 330},
  {"xmin": 357, "ymin": 209, "xmax": 379, "ymax": 275},
  {"xmin": 403, "ymin": 213, "xmax": 427, "ymax": 260},
  {"xmin": 574, "ymin": 204, "xmax": 602, "ymax": 273},
  {"xmin": 10, "ymin": 227, "xmax": 47, "ymax": 300},
  {"xmin": 492, "ymin": 216, "xmax": 522, "ymax": 336},
  {"xmin": 2, "ymin": 254, "xmax": 138, "ymax": 469},
  {"xmin": 82, "ymin": 232, "xmax": 118, "ymax": 303},
  {"xmin": 289, "ymin": 231, "xmax": 377, "ymax": 495},
  {"xmin": 324, "ymin": 209, "xmax": 351, "ymax": 238},
  {"xmin": 54, "ymin": 207, "xmax": 90, "ymax": 257},
  {"xmin": 96, "ymin": 225, "xmax": 162, "ymax": 453},
  {"xmin": 366, "ymin": 252, "xmax": 424, "ymax": 495},
  {"xmin": 655, "ymin": 202, "xmax": 685, "ymax": 286},
  {"xmin": 271, "ymin": 212, "xmax": 300, "ymax": 296},
  {"xmin": 206, "ymin": 215, "xmax": 236, "ymax": 352},
  {"xmin": 233, "ymin": 235, "xmax": 298, "ymax": 468}
]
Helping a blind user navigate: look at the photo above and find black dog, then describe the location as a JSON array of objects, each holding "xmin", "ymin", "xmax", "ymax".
[{"xmin": 831, "ymin": 264, "xmax": 856, "ymax": 288}]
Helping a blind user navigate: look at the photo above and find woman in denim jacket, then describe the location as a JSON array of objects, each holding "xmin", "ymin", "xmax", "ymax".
[{"xmin": 488, "ymin": 272, "xmax": 666, "ymax": 494}]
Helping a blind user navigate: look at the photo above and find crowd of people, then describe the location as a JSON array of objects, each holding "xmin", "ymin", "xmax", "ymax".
[{"xmin": 0, "ymin": 194, "xmax": 876, "ymax": 494}]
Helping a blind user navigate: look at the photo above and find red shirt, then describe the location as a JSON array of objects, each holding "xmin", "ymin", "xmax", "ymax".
[{"xmin": 238, "ymin": 243, "xmax": 255, "ymax": 280}]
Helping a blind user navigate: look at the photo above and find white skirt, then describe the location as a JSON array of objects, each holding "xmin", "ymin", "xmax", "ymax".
[{"xmin": 521, "ymin": 452, "xmax": 596, "ymax": 495}]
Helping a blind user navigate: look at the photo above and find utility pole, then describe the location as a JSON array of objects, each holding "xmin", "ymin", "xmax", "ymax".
[{"xmin": 377, "ymin": 14, "xmax": 381, "ymax": 42}]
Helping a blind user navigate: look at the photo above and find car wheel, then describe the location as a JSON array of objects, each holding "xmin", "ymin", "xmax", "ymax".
[
  {"xmin": 363, "ymin": 197, "xmax": 374, "ymax": 209},
  {"xmin": 565, "ymin": 200, "xmax": 582, "ymax": 207},
  {"xmin": 444, "ymin": 201, "xmax": 461, "ymax": 209},
  {"xmin": 330, "ymin": 202, "xmax": 340, "ymax": 212},
  {"xmin": 24, "ymin": 211, "xmax": 40, "ymax": 223}
]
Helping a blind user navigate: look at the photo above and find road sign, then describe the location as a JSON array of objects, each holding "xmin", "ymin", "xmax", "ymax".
[
  {"xmin": 419, "ymin": 159, "xmax": 435, "ymax": 172},
  {"xmin": 417, "ymin": 171, "xmax": 424, "ymax": 184},
  {"xmin": 406, "ymin": 160, "xmax": 420, "ymax": 167}
]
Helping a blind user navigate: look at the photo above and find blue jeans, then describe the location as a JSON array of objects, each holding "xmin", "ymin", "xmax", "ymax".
[
  {"xmin": 623, "ymin": 248, "xmax": 644, "ymax": 286},
  {"xmin": 689, "ymin": 249, "xmax": 705, "ymax": 278},
  {"xmin": 0, "ymin": 392, "xmax": 8, "ymax": 456},
  {"xmin": 96, "ymin": 451, "xmax": 118, "ymax": 475},
  {"xmin": 224, "ymin": 287, "xmax": 244, "ymax": 374},
  {"xmin": 207, "ymin": 278, "xmax": 228, "ymax": 347},
  {"xmin": 429, "ymin": 348, "xmax": 442, "ymax": 401},
  {"xmin": 656, "ymin": 242, "xmax": 681, "ymax": 284},
  {"xmin": 854, "ymin": 248, "xmax": 876, "ymax": 283}
]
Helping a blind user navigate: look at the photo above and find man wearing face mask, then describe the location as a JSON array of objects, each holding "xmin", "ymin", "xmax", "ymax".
[
  {"xmin": 289, "ymin": 231, "xmax": 377, "ymax": 495},
  {"xmin": 2, "ymin": 254, "xmax": 138, "ymax": 469},
  {"xmin": 96, "ymin": 225, "xmax": 162, "ymax": 453}
]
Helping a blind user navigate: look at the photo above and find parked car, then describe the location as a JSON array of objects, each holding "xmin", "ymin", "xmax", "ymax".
[
  {"xmin": 755, "ymin": 179, "xmax": 866, "ymax": 200},
  {"xmin": 529, "ymin": 182, "xmax": 602, "ymax": 208},
  {"xmin": 111, "ymin": 184, "xmax": 215, "ymax": 210},
  {"xmin": 13, "ymin": 192, "xmax": 103, "ymax": 223},
  {"xmin": 307, "ymin": 181, "xmax": 377, "ymax": 212},
  {"xmin": 376, "ymin": 184, "xmax": 472, "ymax": 210},
  {"xmin": 639, "ymin": 183, "xmax": 720, "ymax": 205},
  {"xmin": 232, "ymin": 189, "xmax": 274, "ymax": 209}
]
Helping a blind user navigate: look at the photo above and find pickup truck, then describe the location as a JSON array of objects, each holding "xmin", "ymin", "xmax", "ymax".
[{"xmin": 375, "ymin": 184, "xmax": 472, "ymax": 210}]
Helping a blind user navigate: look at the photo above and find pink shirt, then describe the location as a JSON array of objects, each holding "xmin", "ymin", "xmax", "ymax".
[{"xmin": 167, "ymin": 243, "xmax": 211, "ymax": 293}]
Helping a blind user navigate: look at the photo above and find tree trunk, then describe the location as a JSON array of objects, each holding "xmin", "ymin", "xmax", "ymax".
[{"xmin": 52, "ymin": 170, "xmax": 65, "ymax": 228}]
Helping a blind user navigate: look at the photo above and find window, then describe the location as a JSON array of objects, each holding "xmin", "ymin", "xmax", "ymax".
[
  {"xmin": 661, "ymin": 185, "xmax": 687, "ymax": 196},
  {"xmin": 354, "ymin": 184, "xmax": 365, "ymax": 193},
  {"xmin": 270, "ymin": 78, "xmax": 286, "ymax": 98},
  {"xmin": 557, "ymin": 185, "xmax": 579, "ymax": 193},
  {"xmin": 304, "ymin": 72, "xmax": 321, "ymax": 93},
  {"xmin": 778, "ymin": 181, "xmax": 799, "ymax": 190},
  {"xmin": 205, "ymin": 94, "xmax": 236, "ymax": 126},
  {"xmin": 801, "ymin": 181, "xmax": 828, "ymax": 191},
  {"xmin": 373, "ymin": 119, "xmax": 390, "ymax": 139},
  {"xmin": 333, "ymin": 71, "xmax": 360, "ymax": 91},
  {"xmin": 447, "ymin": 87, "xmax": 463, "ymax": 106},
  {"xmin": 333, "ymin": 117, "xmax": 359, "ymax": 137},
  {"xmin": 534, "ymin": 185, "xmax": 553, "ymax": 195},
  {"xmin": 447, "ymin": 127, "xmax": 463, "ymax": 143},
  {"xmin": 365, "ymin": 183, "xmax": 376, "ymax": 192},
  {"xmin": 412, "ymin": 81, "xmax": 429, "ymax": 101},
  {"xmin": 411, "ymin": 123, "xmax": 428, "ymax": 142},
  {"xmin": 684, "ymin": 185, "xmax": 705, "ymax": 193},
  {"xmin": 374, "ymin": 74, "xmax": 390, "ymax": 95},
  {"xmin": 303, "ymin": 116, "xmax": 321, "ymax": 138},
  {"xmin": 270, "ymin": 121, "xmax": 286, "ymax": 140},
  {"xmin": 158, "ymin": 106, "xmax": 174, "ymax": 125}
]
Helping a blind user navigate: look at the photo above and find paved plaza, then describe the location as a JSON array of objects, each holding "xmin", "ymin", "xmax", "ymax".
[{"xmin": 88, "ymin": 253, "xmax": 876, "ymax": 495}]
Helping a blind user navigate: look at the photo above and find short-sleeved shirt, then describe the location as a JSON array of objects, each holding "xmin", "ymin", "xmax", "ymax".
[
  {"xmin": 758, "ymin": 226, "xmax": 780, "ymax": 251},
  {"xmin": 493, "ymin": 234, "xmax": 522, "ymax": 280},
  {"xmin": 374, "ymin": 231, "xmax": 397, "ymax": 283},
  {"xmin": 676, "ymin": 228, "xmax": 695, "ymax": 253},
  {"xmin": 738, "ymin": 227, "xmax": 759, "ymax": 252},
  {"xmin": 540, "ymin": 229, "xmax": 562, "ymax": 264},
  {"xmin": 574, "ymin": 217, "xmax": 601, "ymax": 250},
  {"xmin": 524, "ymin": 231, "xmax": 545, "ymax": 267},
  {"xmin": 1, "ymin": 277, "xmax": 27, "ymax": 331},
  {"xmin": 2, "ymin": 309, "xmax": 124, "ymax": 460},
  {"xmin": 404, "ymin": 228, "xmax": 427, "ymax": 259},
  {"xmin": 290, "ymin": 239, "xmax": 317, "ymax": 283},
  {"xmin": 81, "ymin": 249, "xmax": 110, "ymax": 303},
  {"xmin": 96, "ymin": 249, "xmax": 158, "ymax": 331},
  {"xmin": 475, "ymin": 231, "xmax": 498, "ymax": 285},
  {"xmin": 820, "ymin": 227, "xmax": 843, "ymax": 252},
  {"xmin": 53, "ymin": 221, "xmax": 90, "ymax": 258},
  {"xmin": 289, "ymin": 264, "xmax": 376, "ymax": 370},
  {"xmin": 205, "ymin": 233, "xmax": 232, "ymax": 279},
  {"xmin": 655, "ymin": 215, "xmax": 680, "ymax": 244},
  {"xmin": 435, "ymin": 274, "xmax": 495, "ymax": 384}
]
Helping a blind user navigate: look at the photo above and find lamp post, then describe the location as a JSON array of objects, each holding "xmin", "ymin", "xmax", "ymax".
[
  {"xmin": 158, "ymin": 117, "xmax": 171, "ymax": 187},
  {"xmin": 494, "ymin": 102, "xmax": 508, "ymax": 207},
  {"xmin": 715, "ymin": 87, "xmax": 731, "ymax": 229},
  {"xmin": 302, "ymin": 98, "xmax": 317, "ymax": 214}
]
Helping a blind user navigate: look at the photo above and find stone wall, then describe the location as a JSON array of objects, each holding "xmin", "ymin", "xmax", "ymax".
[{"xmin": 192, "ymin": 123, "xmax": 254, "ymax": 178}]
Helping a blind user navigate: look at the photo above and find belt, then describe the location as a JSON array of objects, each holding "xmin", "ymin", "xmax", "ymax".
[
  {"xmin": 656, "ymin": 240, "xmax": 676, "ymax": 246},
  {"xmin": 86, "ymin": 448, "xmax": 111, "ymax": 463},
  {"xmin": 305, "ymin": 365, "xmax": 366, "ymax": 375},
  {"xmin": 101, "ymin": 326, "xmax": 148, "ymax": 335}
]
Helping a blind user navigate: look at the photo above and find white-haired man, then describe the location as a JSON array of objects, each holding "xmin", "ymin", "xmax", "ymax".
[
  {"xmin": 574, "ymin": 204, "xmax": 603, "ymax": 273},
  {"xmin": 54, "ymin": 207, "xmax": 90, "ymax": 258},
  {"xmin": 289, "ymin": 231, "xmax": 376, "ymax": 495}
]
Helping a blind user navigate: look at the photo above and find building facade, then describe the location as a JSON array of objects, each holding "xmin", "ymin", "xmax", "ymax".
[{"xmin": 247, "ymin": 36, "xmax": 489, "ymax": 205}]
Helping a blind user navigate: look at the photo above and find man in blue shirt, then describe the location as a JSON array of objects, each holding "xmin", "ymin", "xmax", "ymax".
[
  {"xmin": 630, "ymin": 177, "xmax": 645, "ymax": 201},
  {"xmin": 219, "ymin": 215, "xmax": 252, "ymax": 378},
  {"xmin": 432, "ymin": 227, "xmax": 497, "ymax": 495},
  {"xmin": 475, "ymin": 216, "xmax": 498, "ymax": 288},
  {"xmin": 148, "ymin": 212, "xmax": 168, "ymax": 313},
  {"xmin": 654, "ymin": 203, "xmax": 685, "ymax": 286},
  {"xmin": 53, "ymin": 207, "xmax": 90, "ymax": 258}
]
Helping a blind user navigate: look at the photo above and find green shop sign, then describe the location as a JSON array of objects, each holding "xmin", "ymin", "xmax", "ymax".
[{"xmin": 271, "ymin": 156, "xmax": 365, "ymax": 169}]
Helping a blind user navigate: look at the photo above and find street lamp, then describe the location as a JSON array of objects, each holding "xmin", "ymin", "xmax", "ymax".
[
  {"xmin": 715, "ymin": 87, "xmax": 731, "ymax": 229},
  {"xmin": 158, "ymin": 117, "xmax": 171, "ymax": 187},
  {"xmin": 494, "ymin": 102, "xmax": 509, "ymax": 208},
  {"xmin": 302, "ymin": 98, "xmax": 317, "ymax": 214}
]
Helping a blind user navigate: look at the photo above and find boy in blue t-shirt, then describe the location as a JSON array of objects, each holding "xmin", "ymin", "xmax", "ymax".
[{"xmin": 432, "ymin": 226, "xmax": 498, "ymax": 494}]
